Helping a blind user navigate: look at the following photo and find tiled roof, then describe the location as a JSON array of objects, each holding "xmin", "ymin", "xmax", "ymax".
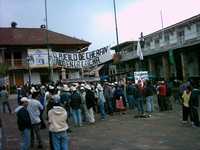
[{"xmin": 0, "ymin": 27, "xmax": 91, "ymax": 48}]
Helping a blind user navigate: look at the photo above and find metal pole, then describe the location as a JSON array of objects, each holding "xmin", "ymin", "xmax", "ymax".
[
  {"xmin": 113, "ymin": 0, "xmax": 119, "ymax": 46},
  {"xmin": 44, "ymin": 0, "xmax": 52, "ymax": 82},
  {"xmin": 113, "ymin": 0, "xmax": 120, "ymax": 81},
  {"xmin": 160, "ymin": 10, "xmax": 164, "ymax": 30}
]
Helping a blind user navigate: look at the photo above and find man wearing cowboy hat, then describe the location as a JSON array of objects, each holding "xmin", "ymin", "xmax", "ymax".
[
  {"xmin": 27, "ymin": 89, "xmax": 43, "ymax": 148},
  {"xmin": 96, "ymin": 84, "xmax": 106, "ymax": 120},
  {"xmin": 15, "ymin": 97, "xmax": 32, "ymax": 150},
  {"xmin": 60, "ymin": 85, "xmax": 71, "ymax": 111},
  {"xmin": 70, "ymin": 86, "xmax": 82, "ymax": 127},
  {"xmin": 85, "ymin": 84, "xmax": 96, "ymax": 123},
  {"xmin": 60, "ymin": 85, "xmax": 71, "ymax": 127}
]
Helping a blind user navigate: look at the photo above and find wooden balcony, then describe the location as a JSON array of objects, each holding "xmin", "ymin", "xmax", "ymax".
[{"xmin": 5, "ymin": 59, "xmax": 28, "ymax": 70}]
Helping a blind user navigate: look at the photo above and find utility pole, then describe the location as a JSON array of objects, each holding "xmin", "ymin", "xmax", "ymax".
[
  {"xmin": 113, "ymin": 0, "xmax": 120, "ymax": 81},
  {"xmin": 113, "ymin": 0, "xmax": 119, "ymax": 47},
  {"xmin": 44, "ymin": 0, "xmax": 52, "ymax": 82}
]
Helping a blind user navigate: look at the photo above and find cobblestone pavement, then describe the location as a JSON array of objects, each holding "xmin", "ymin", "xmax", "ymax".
[{"xmin": 1, "ymin": 95, "xmax": 200, "ymax": 150}]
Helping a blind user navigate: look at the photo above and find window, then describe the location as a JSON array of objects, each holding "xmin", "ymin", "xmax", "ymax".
[
  {"xmin": 164, "ymin": 33, "xmax": 169, "ymax": 42},
  {"xmin": 187, "ymin": 25, "xmax": 191, "ymax": 30},
  {"xmin": 177, "ymin": 30, "xmax": 185, "ymax": 37},
  {"xmin": 145, "ymin": 41, "xmax": 150, "ymax": 48},
  {"xmin": 155, "ymin": 39, "xmax": 160, "ymax": 46},
  {"xmin": 196, "ymin": 22, "xmax": 200, "ymax": 33},
  {"xmin": 177, "ymin": 30, "xmax": 185, "ymax": 43}
]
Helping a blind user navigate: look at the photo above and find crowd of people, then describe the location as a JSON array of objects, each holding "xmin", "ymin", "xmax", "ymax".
[{"xmin": 0, "ymin": 79, "xmax": 200, "ymax": 150}]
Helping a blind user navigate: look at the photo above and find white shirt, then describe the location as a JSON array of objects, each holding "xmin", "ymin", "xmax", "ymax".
[{"xmin": 27, "ymin": 99, "xmax": 43, "ymax": 124}]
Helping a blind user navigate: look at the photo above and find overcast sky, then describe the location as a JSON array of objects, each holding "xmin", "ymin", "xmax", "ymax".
[{"xmin": 0, "ymin": 0, "xmax": 200, "ymax": 50}]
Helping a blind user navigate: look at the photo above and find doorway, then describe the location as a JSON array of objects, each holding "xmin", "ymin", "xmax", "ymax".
[{"xmin": 40, "ymin": 74, "xmax": 49, "ymax": 84}]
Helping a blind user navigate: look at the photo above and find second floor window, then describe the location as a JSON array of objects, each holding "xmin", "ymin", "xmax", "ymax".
[
  {"xmin": 177, "ymin": 30, "xmax": 185, "ymax": 42},
  {"xmin": 155, "ymin": 39, "xmax": 160, "ymax": 46},
  {"xmin": 164, "ymin": 34, "xmax": 170, "ymax": 42},
  {"xmin": 196, "ymin": 22, "xmax": 200, "ymax": 33},
  {"xmin": 145, "ymin": 41, "xmax": 150, "ymax": 48}
]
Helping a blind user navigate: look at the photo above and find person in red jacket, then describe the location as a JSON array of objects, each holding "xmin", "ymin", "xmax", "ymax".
[{"xmin": 158, "ymin": 81, "xmax": 167, "ymax": 111}]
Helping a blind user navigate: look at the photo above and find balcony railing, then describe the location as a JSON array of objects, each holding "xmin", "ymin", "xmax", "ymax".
[
  {"xmin": 5, "ymin": 59, "xmax": 28, "ymax": 69},
  {"xmin": 120, "ymin": 31, "xmax": 200, "ymax": 61}
]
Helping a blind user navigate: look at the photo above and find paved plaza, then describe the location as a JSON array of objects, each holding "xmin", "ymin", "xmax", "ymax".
[{"xmin": 1, "ymin": 95, "xmax": 200, "ymax": 150}]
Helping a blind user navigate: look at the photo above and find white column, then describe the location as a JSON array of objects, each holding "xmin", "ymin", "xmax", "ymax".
[
  {"xmin": 61, "ymin": 67, "xmax": 66, "ymax": 80},
  {"xmin": 180, "ymin": 52, "xmax": 188, "ymax": 81},
  {"xmin": 162, "ymin": 55, "xmax": 170, "ymax": 80},
  {"xmin": 148, "ymin": 58, "xmax": 155, "ymax": 76},
  {"xmin": 0, "ymin": 49, "xmax": 4, "ymax": 63},
  {"xmin": 135, "ymin": 61, "xmax": 140, "ymax": 71},
  {"xmin": 11, "ymin": 51, "xmax": 15, "ymax": 67}
]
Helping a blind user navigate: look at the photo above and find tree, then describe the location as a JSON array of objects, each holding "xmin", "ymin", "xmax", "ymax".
[{"xmin": 0, "ymin": 64, "xmax": 9, "ymax": 77}]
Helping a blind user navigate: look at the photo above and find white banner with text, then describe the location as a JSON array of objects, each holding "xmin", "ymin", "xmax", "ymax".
[{"xmin": 28, "ymin": 46, "xmax": 112, "ymax": 69}]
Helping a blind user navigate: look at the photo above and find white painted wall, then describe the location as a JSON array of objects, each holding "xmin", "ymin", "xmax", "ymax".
[
  {"xmin": 188, "ymin": 53, "xmax": 199, "ymax": 77},
  {"xmin": 169, "ymin": 32, "xmax": 177, "ymax": 44},
  {"xmin": 52, "ymin": 72, "xmax": 60, "ymax": 82},
  {"xmin": 24, "ymin": 72, "xmax": 41, "ymax": 84},
  {"xmin": 68, "ymin": 71, "xmax": 80, "ymax": 79},
  {"xmin": 150, "ymin": 40, "xmax": 155, "ymax": 49},
  {"xmin": 184, "ymin": 24, "xmax": 197, "ymax": 40},
  {"xmin": 159, "ymin": 36, "xmax": 165, "ymax": 47}
]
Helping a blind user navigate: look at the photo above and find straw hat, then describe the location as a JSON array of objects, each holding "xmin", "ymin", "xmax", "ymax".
[
  {"xmin": 81, "ymin": 83, "xmax": 85, "ymax": 87},
  {"xmin": 41, "ymin": 85, "xmax": 45, "ymax": 89},
  {"xmin": 80, "ymin": 86, "xmax": 85, "ymax": 90},
  {"xmin": 49, "ymin": 85, "xmax": 54, "ymax": 90},
  {"xmin": 57, "ymin": 86, "xmax": 62, "ymax": 90},
  {"xmin": 97, "ymin": 84, "xmax": 103, "ymax": 91},
  {"xmin": 21, "ymin": 97, "xmax": 30, "ymax": 102},
  {"xmin": 71, "ymin": 86, "xmax": 77, "ymax": 92},
  {"xmin": 63, "ymin": 85, "xmax": 70, "ymax": 91},
  {"xmin": 30, "ymin": 87, "xmax": 37, "ymax": 93},
  {"xmin": 85, "ymin": 84, "xmax": 91, "ymax": 90}
]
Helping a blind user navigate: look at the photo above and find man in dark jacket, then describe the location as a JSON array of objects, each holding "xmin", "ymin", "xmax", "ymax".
[
  {"xmin": 135, "ymin": 82, "xmax": 144, "ymax": 115},
  {"xmin": 15, "ymin": 97, "xmax": 32, "ymax": 150},
  {"xmin": 104, "ymin": 83, "xmax": 114, "ymax": 114},
  {"xmin": 0, "ymin": 86, "xmax": 11, "ymax": 114},
  {"xmin": 85, "ymin": 84, "xmax": 96, "ymax": 123},
  {"xmin": 70, "ymin": 86, "xmax": 82, "ymax": 127},
  {"xmin": 190, "ymin": 82, "xmax": 200, "ymax": 127},
  {"xmin": 126, "ymin": 81, "xmax": 136, "ymax": 109},
  {"xmin": 144, "ymin": 81, "xmax": 155, "ymax": 113}
]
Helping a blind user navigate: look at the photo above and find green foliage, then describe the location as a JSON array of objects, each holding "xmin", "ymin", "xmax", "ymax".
[
  {"xmin": 10, "ymin": 85, "xmax": 17, "ymax": 94},
  {"xmin": 0, "ymin": 64, "xmax": 9, "ymax": 77}
]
